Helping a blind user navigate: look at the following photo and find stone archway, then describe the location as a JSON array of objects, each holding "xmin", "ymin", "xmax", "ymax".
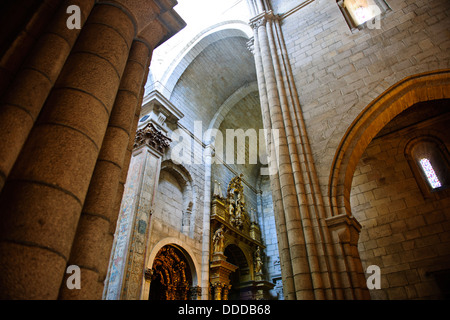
[
  {"xmin": 326, "ymin": 70, "xmax": 450, "ymax": 300},
  {"xmin": 329, "ymin": 70, "xmax": 450, "ymax": 219},
  {"xmin": 148, "ymin": 245, "xmax": 194, "ymax": 300}
]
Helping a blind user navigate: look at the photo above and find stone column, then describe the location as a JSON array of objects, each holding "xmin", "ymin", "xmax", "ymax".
[
  {"xmin": 271, "ymin": 19, "xmax": 344, "ymax": 300},
  {"xmin": 121, "ymin": 126, "xmax": 169, "ymax": 300},
  {"xmin": 142, "ymin": 268, "xmax": 154, "ymax": 300},
  {"xmin": 0, "ymin": 2, "xmax": 136, "ymax": 299},
  {"xmin": 251, "ymin": 17, "xmax": 295, "ymax": 300},
  {"xmin": 248, "ymin": 5, "xmax": 359, "ymax": 299},
  {"xmin": 58, "ymin": 40, "xmax": 153, "ymax": 300},
  {"xmin": 0, "ymin": 0, "xmax": 60, "ymax": 97},
  {"xmin": 0, "ymin": 0, "xmax": 95, "ymax": 192},
  {"xmin": 326, "ymin": 215, "xmax": 370, "ymax": 300},
  {"xmin": 251, "ymin": 12, "xmax": 317, "ymax": 300},
  {"xmin": 201, "ymin": 145, "xmax": 214, "ymax": 300},
  {"xmin": 104, "ymin": 123, "xmax": 171, "ymax": 300},
  {"xmin": 0, "ymin": 0, "xmax": 185, "ymax": 301}
]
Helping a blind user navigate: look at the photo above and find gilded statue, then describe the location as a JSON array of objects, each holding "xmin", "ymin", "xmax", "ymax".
[
  {"xmin": 213, "ymin": 225, "xmax": 225, "ymax": 253},
  {"xmin": 254, "ymin": 246, "xmax": 263, "ymax": 274}
]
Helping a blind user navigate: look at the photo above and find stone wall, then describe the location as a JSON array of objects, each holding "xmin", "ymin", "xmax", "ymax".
[
  {"xmin": 153, "ymin": 170, "xmax": 185, "ymax": 231},
  {"xmin": 351, "ymin": 108, "xmax": 450, "ymax": 299},
  {"xmin": 257, "ymin": 175, "xmax": 283, "ymax": 299},
  {"xmin": 276, "ymin": 0, "xmax": 450, "ymax": 194}
]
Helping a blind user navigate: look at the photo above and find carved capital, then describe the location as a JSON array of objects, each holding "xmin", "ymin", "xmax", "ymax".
[
  {"xmin": 190, "ymin": 285, "xmax": 202, "ymax": 300},
  {"xmin": 249, "ymin": 11, "xmax": 280, "ymax": 29},
  {"xmin": 144, "ymin": 268, "xmax": 154, "ymax": 281},
  {"xmin": 249, "ymin": 15, "xmax": 266, "ymax": 29},
  {"xmin": 134, "ymin": 122, "xmax": 171, "ymax": 152}
]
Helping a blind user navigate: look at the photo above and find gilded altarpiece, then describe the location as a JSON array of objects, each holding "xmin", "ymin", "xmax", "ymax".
[
  {"xmin": 148, "ymin": 246, "xmax": 192, "ymax": 300},
  {"xmin": 210, "ymin": 174, "xmax": 274, "ymax": 300}
]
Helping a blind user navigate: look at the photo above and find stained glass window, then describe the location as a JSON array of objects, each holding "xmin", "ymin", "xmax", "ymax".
[{"xmin": 419, "ymin": 158, "xmax": 442, "ymax": 189}]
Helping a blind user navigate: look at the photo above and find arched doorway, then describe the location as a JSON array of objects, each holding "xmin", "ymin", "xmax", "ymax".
[
  {"xmin": 224, "ymin": 244, "xmax": 251, "ymax": 300},
  {"xmin": 149, "ymin": 245, "xmax": 193, "ymax": 300}
]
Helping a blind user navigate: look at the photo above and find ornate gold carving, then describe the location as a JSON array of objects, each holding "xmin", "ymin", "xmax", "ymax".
[
  {"xmin": 134, "ymin": 122, "xmax": 171, "ymax": 152},
  {"xmin": 226, "ymin": 174, "xmax": 248, "ymax": 231},
  {"xmin": 210, "ymin": 175, "xmax": 274, "ymax": 300},
  {"xmin": 254, "ymin": 246, "xmax": 263, "ymax": 275},
  {"xmin": 150, "ymin": 246, "xmax": 191, "ymax": 300},
  {"xmin": 211, "ymin": 174, "xmax": 261, "ymax": 242}
]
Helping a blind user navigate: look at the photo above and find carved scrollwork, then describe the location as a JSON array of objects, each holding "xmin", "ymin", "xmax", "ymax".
[
  {"xmin": 150, "ymin": 246, "xmax": 191, "ymax": 300},
  {"xmin": 249, "ymin": 11, "xmax": 280, "ymax": 30},
  {"xmin": 134, "ymin": 122, "xmax": 171, "ymax": 152}
]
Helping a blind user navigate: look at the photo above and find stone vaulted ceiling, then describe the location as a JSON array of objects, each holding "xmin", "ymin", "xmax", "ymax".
[{"xmin": 170, "ymin": 35, "xmax": 258, "ymax": 133}]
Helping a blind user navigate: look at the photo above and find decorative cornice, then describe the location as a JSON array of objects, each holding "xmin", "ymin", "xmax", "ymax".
[
  {"xmin": 134, "ymin": 122, "xmax": 171, "ymax": 152},
  {"xmin": 142, "ymin": 89, "xmax": 184, "ymax": 124}
]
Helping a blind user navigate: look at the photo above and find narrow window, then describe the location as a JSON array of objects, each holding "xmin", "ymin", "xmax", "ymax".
[
  {"xmin": 419, "ymin": 158, "xmax": 442, "ymax": 189},
  {"xmin": 405, "ymin": 136, "xmax": 450, "ymax": 199}
]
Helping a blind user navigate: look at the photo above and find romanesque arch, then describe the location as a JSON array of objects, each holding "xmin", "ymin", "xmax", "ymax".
[
  {"xmin": 159, "ymin": 160, "xmax": 195, "ymax": 235},
  {"xmin": 328, "ymin": 70, "xmax": 450, "ymax": 219},
  {"xmin": 143, "ymin": 238, "xmax": 200, "ymax": 300}
]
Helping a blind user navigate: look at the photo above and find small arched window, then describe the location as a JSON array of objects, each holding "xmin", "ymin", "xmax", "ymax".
[
  {"xmin": 418, "ymin": 158, "xmax": 442, "ymax": 189},
  {"xmin": 405, "ymin": 136, "xmax": 450, "ymax": 199}
]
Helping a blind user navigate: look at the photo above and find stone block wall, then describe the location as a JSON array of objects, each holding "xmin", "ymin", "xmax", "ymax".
[
  {"xmin": 152, "ymin": 170, "xmax": 185, "ymax": 231},
  {"xmin": 351, "ymin": 115, "xmax": 450, "ymax": 299},
  {"xmin": 257, "ymin": 175, "xmax": 283, "ymax": 299},
  {"xmin": 276, "ymin": 0, "xmax": 450, "ymax": 193}
]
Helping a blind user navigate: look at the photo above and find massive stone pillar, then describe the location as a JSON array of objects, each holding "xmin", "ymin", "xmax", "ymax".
[
  {"xmin": 0, "ymin": 0, "xmax": 185, "ymax": 300},
  {"xmin": 0, "ymin": 0, "xmax": 95, "ymax": 192},
  {"xmin": 247, "ymin": 2, "xmax": 365, "ymax": 299},
  {"xmin": 247, "ymin": 1, "xmax": 370, "ymax": 300},
  {"xmin": 58, "ymin": 40, "xmax": 153, "ymax": 300},
  {"xmin": 104, "ymin": 93, "xmax": 183, "ymax": 300}
]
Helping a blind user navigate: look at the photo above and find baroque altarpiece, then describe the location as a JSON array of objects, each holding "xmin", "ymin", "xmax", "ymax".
[{"xmin": 209, "ymin": 174, "xmax": 274, "ymax": 300}]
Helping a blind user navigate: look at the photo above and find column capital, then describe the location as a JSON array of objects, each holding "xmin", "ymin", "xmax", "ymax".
[
  {"xmin": 326, "ymin": 213, "xmax": 362, "ymax": 244},
  {"xmin": 144, "ymin": 268, "xmax": 154, "ymax": 281},
  {"xmin": 249, "ymin": 10, "xmax": 280, "ymax": 29},
  {"xmin": 134, "ymin": 122, "xmax": 171, "ymax": 152}
]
